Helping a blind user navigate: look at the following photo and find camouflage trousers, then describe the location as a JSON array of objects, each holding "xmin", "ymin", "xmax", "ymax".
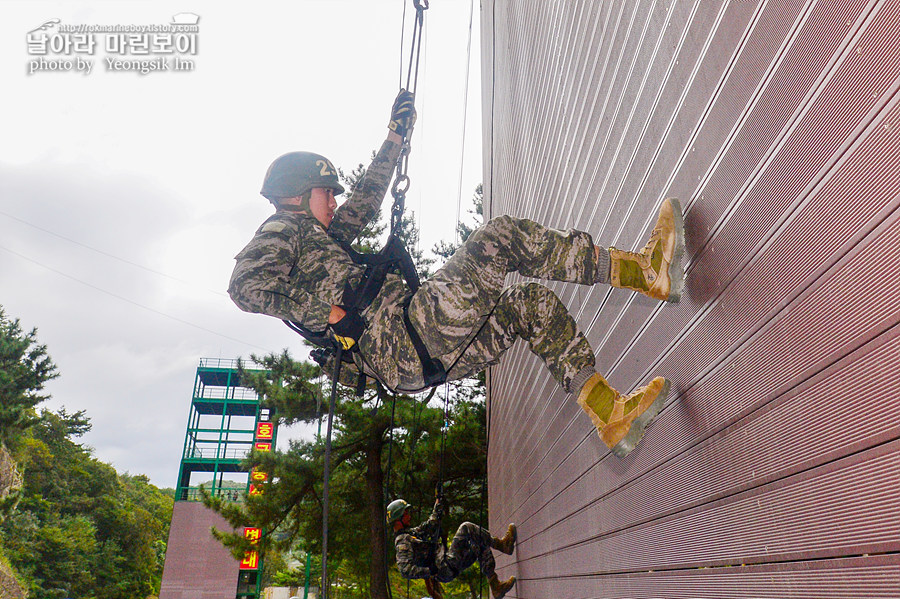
[
  {"xmin": 433, "ymin": 522, "xmax": 497, "ymax": 582},
  {"xmin": 408, "ymin": 215, "xmax": 603, "ymax": 393}
]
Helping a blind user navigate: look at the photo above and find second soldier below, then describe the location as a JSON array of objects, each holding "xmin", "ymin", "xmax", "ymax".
[{"xmin": 387, "ymin": 497, "xmax": 517, "ymax": 599}]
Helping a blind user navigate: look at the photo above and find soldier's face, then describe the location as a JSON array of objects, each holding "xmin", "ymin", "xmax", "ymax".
[{"xmin": 309, "ymin": 187, "xmax": 338, "ymax": 228}]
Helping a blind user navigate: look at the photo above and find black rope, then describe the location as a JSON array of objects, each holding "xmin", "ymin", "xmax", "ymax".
[
  {"xmin": 405, "ymin": 391, "xmax": 426, "ymax": 493},
  {"xmin": 437, "ymin": 382, "xmax": 452, "ymax": 492},
  {"xmin": 382, "ymin": 389, "xmax": 398, "ymax": 599},
  {"xmin": 320, "ymin": 344, "xmax": 343, "ymax": 599},
  {"xmin": 384, "ymin": 392, "xmax": 399, "ymax": 499},
  {"xmin": 404, "ymin": 0, "xmax": 429, "ymax": 94},
  {"xmin": 478, "ymin": 384, "xmax": 490, "ymax": 597}
]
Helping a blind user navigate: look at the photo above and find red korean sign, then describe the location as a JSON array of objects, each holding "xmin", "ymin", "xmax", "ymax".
[
  {"xmin": 239, "ymin": 527, "xmax": 262, "ymax": 570},
  {"xmin": 255, "ymin": 422, "xmax": 274, "ymax": 440}
]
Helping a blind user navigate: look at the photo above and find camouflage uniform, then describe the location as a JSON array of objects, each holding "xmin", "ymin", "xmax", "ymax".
[
  {"xmin": 395, "ymin": 502, "xmax": 497, "ymax": 582},
  {"xmin": 229, "ymin": 138, "xmax": 604, "ymax": 394}
]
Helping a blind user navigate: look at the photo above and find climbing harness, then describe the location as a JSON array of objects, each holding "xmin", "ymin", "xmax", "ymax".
[
  {"xmin": 282, "ymin": 223, "xmax": 447, "ymax": 394},
  {"xmin": 283, "ymin": 234, "xmax": 420, "ymax": 367}
]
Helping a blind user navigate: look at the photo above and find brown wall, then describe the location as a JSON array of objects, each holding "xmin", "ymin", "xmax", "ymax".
[
  {"xmin": 481, "ymin": 1, "xmax": 900, "ymax": 596},
  {"xmin": 160, "ymin": 502, "xmax": 239, "ymax": 599}
]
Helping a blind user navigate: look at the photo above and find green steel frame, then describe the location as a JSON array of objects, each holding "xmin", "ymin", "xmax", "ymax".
[{"xmin": 174, "ymin": 358, "xmax": 274, "ymax": 599}]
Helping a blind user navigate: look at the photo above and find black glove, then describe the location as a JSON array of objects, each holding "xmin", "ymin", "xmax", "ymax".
[
  {"xmin": 434, "ymin": 494, "xmax": 445, "ymax": 515},
  {"xmin": 309, "ymin": 348, "xmax": 330, "ymax": 368},
  {"xmin": 329, "ymin": 307, "xmax": 366, "ymax": 350},
  {"xmin": 388, "ymin": 89, "xmax": 417, "ymax": 137}
]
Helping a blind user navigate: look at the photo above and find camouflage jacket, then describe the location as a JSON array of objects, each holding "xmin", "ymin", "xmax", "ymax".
[
  {"xmin": 229, "ymin": 137, "xmax": 426, "ymax": 391},
  {"xmin": 394, "ymin": 503, "xmax": 444, "ymax": 580}
]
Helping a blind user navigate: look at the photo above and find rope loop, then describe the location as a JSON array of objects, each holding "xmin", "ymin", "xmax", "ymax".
[{"xmin": 413, "ymin": 0, "xmax": 429, "ymax": 10}]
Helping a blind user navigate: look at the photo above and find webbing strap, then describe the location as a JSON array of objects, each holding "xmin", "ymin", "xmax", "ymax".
[{"xmin": 402, "ymin": 301, "xmax": 447, "ymax": 388}]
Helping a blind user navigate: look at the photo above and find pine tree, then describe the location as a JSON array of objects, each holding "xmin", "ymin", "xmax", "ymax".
[
  {"xmin": 0, "ymin": 306, "xmax": 58, "ymax": 524},
  {"xmin": 0, "ymin": 306, "xmax": 58, "ymax": 449},
  {"xmin": 0, "ymin": 307, "xmax": 173, "ymax": 598}
]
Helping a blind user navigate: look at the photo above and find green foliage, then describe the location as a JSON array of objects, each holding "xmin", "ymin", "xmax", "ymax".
[
  {"xmin": 0, "ymin": 304, "xmax": 182, "ymax": 598},
  {"xmin": 433, "ymin": 184, "xmax": 484, "ymax": 261},
  {"xmin": 0, "ymin": 304, "xmax": 58, "ymax": 596},
  {"xmin": 0, "ymin": 306, "xmax": 58, "ymax": 450},
  {"xmin": 0, "ymin": 409, "xmax": 174, "ymax": 598},
  {"xmin": 268, "ymin": 547, "xmax": 320, "ymax": 587}
]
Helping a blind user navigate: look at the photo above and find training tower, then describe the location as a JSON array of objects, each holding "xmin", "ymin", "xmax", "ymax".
[{"xmin": 160, "ymin": 358, "xmax": 275, "ymax": 599}]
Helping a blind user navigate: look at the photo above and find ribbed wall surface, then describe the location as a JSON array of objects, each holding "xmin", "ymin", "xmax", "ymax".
[
  {"xmin": 481, "ymin": 0, "xmax": 900, "ymax": 596},
  {"xmin": 160, "ymin": 502, "xmax": 239, "ymax": 599}
]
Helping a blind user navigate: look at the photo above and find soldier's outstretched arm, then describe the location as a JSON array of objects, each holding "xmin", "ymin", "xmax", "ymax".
[
  {"xmin": 328, "ymin": 131, "xmax": 403, "ymax": 243},
  {"xmin": 413, "ymin": 497, "xmax": 444, "ymax": 540},
  {"xmin": 328, "ymin": 89, "xmax": 415, "ymax": 243},
  {"xmin": 228, "ymin": 219, "xmax": 332, "ymax": 333}
]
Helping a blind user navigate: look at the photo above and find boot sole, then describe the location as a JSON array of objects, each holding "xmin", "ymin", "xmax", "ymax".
[
  {"xmin": 666, "ymin": 198, "xmax": 685, "ymax": 303},
  {"xmin": 611, "ymin": 378, "xmax": 670, "ymax": 457}
]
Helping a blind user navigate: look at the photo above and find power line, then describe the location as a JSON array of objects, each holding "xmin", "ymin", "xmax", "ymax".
[
  {"xmin": 0, "ymin": 209, "xmax": 229, "ymax": 298},
  {"xmin": 0, "ymin": 243, "xmax": 270, "ymax": 352},
  {"xmin": 454, "ymin": 0, "xmax": 476, "ymax": 245}
]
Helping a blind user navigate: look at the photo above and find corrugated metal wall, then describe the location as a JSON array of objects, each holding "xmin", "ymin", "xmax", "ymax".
[{"xmin": 480, "ymin": 1, "xmax": 900, "ymax": 596}]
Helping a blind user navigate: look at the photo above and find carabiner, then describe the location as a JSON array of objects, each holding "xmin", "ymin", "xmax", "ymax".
[{"xmin": 392, "ymin": 174, "xmax": 411, "ymax": 198}]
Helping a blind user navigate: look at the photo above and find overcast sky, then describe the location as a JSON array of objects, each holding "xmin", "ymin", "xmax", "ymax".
[{"xmin": 0, "ymin": 1, "xmax": 483, "ymax": 488}]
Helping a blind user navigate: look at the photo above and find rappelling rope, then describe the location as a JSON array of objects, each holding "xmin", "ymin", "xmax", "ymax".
[
  {"xmin": 390, "ymin": 0, "xmax": 428, "ymax": 237},
  {"xmin": 437, "ymin": 382, "xmax": 452, "ymax": 494},
  {"xmin": 320, "ymin": 345, "xmax": 343, "ymax": 599},
  {"xmin": 383, "ymin": 5, "xmax": 430, "ymax": 597}
]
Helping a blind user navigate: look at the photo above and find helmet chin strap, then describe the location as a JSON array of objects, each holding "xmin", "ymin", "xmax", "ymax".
[{"xmin": 275, "ymin": 193, "xmax": 312, "ymax": 214}]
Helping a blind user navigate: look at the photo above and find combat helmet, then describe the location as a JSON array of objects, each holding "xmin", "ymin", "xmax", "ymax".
[
  {"xmin": 260, "ymin": 151, "xmax": 345, "ymax": 202},
  {"xmin": 386, "ymin": 499, "xmax": 411, "ymax": 525}
]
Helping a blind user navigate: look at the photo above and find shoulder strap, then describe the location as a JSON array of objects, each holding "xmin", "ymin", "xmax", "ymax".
[{"xmin": 340, "ymin": 234, "xmax": 422, "ymax": 309}]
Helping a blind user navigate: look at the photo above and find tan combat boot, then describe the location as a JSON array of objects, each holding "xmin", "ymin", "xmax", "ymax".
[
  {"xmin": 576, "ymin": 373, "xmax": 670, "ymax": 457},
  {"xmin": 491, "ymin": 524, "xmax": 517, "ymax": 555},
  {"xmin": 609, "ymin": 197, "xmax": 685, "ymax": 302},
  {"xmin": 488, "ymin": 573, "xmax": 516, "ymax": 599}
]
